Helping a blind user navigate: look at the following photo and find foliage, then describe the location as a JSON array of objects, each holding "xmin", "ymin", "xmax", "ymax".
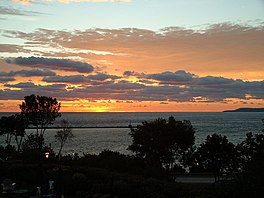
[
  {"xmin": 195, "ymin": 133, "xmax": 240, "ymax": 178},
  {"xmin": 20, "ymin": 94, "xmax": 61, "ymax": 136},
  {"xmin": 237, "ymin": 132, "xmax": 264, "ymax": 167},
  {"xmin": 22, "ymin": 133, "xmax": 45, "ymax": 151},
  {"xmin": 0, "ymin": 114, "xmax": 28, "ymax": 151},
  {"xmin": 241, "ymin": 149, "xmax": 264, "ymax": 196},
  {"xmin": 128, "ymin": 116, "xmax": 195, "ymax": 171},
  {"xmin": 212, "ymin": 125, "xmax": 264, "ymax": 198},
  {"xmin": 231, "ymin": 126, "xmax": 264, "ymax": 196},
  {"xmin": 55, "ymin": 119, "xmax": 74, "ymax": 157},
  {"xmin": 61, "ymin": 166, "xmax": 194, "ymax": 198},
  {"xmin": 20, "ymin": 133, "xmax": 56, "ymax": 162},
  {"xmin": 20, "ymin": 94, "xmax": 61, "ymax": 149},
  {"xmin": 0, "ymin": 144, "xmax": 17, "ymax": 160}
]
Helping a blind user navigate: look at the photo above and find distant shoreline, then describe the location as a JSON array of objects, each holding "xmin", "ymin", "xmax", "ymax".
[{"xmin": 223, "ymin": 108, "xmax": 264, "ymax": 112}]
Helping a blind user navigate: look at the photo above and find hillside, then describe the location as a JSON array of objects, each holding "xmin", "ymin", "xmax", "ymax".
[{"xmin": 223, "ymin": 108, "xmax": 264, "ymax": 112}]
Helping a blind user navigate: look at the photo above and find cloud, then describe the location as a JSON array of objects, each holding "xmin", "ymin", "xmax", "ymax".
[
  {"xmin": 0, "ymin": 6, "xmax": 43, "ymax": 17},
  {"xmin": 0, "ymin": 80, "xmax": 144, "ymax": 100},
  {"xmin": 0, "ymin": 77, "xmax": 15, "ymax": 83},
  {"xmin": 141, "ymin": 70, "xmax": 264, "ymax": 101},
  {"xmin": 43, "ymin": 75, "xmax": 89, "ymax": 84},
  {"xmin": 123, "ymin": 71, "xmax": 135, "ymax": 76},
  {"xmin": 1, "ymin": 82, "xmax": 67, "ymax": 100},
  {"xmin": 0, "ymin": 69, "xmax": 56, "ymax": 77},
  {"xmin": 145, "ymin": 70, "xmax": 196, "ymax": 84},
  {"xmin": 13, "ymin": 0, "xmax": 131, "ymax": 4},
  {"xmin": 5, "ymin": 82, "xmax": 36, "ymax": 88},
  {"xmin": 0, "ymin": 6, "xmax": 40, "ymax": 16},
  {"xmin": 0, "ymin": 44, "xmax": 30, "ymax": 53},
  {"xmin": 88, "ymin": 73, "xmax": 120, "ymax": 81},
  {"xmin": 5, "ymin": 56, "xmax": 94, "ymax": 73},
  {"xmin": 1, "ymin": 70, "xmax": 263, "ymax": 103},
  {"xmin": 3, "ymin": 22, "xmax": 263, "ymax": 78},
  {"xmin": 43, "ymin": 73, "xmax": 120, "ymax": 84},
  {"xmin": 123, "ymin": 70, "xmax": 144, "ymax": 77}
]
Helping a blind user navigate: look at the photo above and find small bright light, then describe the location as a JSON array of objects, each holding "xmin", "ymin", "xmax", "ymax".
[{"xmin": 45, "ymin": 152, "xmax": 50, "ymax": 159}]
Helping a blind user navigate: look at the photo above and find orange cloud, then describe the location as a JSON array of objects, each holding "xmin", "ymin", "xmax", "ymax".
[{"xmin": 4, "ymin": 23, "xmax": 263, "ymax": 80}]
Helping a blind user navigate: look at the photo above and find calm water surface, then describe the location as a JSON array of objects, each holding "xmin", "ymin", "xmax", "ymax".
[{"xmin": 0, "ymin": 112, "xmax": 263, "ymax": 155}]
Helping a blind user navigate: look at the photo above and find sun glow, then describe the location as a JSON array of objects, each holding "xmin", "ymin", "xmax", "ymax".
[{"xmin": 0, "ymin": 97, "xmax": 263, "ymax": 113}]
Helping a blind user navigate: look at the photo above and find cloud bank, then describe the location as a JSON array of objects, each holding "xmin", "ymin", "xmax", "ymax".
[
  {"xmin": 0, "ymin": 77, "xmax": 15, "ymax": 83},
  {"xmin": 43, "ymin": 73, "xmax": 120, "ymax": 84},
  {"xmin": 3, "ymin": 22, "xmax": 264, "ymax": 78},
  {"xmin": 5, "ymin": 56, "xmax": 94, "ymax": 73},
  {"xmin": 1, "ymin": 70, "xmax": 263, "ymax": 103},
  {"xmin": 0, "ymin": 69, "xmax": 56, "ymax": 77}
]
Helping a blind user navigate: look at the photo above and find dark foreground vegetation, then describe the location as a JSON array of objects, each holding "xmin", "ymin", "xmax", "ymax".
[{"xmin": 1, "ymin": 95, "xmax": 264, "ymax": 197}]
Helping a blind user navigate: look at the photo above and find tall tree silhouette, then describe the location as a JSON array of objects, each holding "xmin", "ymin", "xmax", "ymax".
[
  {"xmin": 196, "ymin": 133, "xmax": 239, "ymax": 181},
  {"xmin": 0, "ymin": 114, "xmax": 27, "ymax": 151},
  {"xmin": 20, "ymin": 94, "xmax": 61, "ymax": 149},
  {"xmin": 128, "ymin": 116, "xmax": 195, "ymax": 171}
]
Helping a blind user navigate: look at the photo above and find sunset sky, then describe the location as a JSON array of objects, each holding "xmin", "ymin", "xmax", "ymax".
[{"xmin": 0, "ymin": 0, "xmax": 264, "ymax": 112}]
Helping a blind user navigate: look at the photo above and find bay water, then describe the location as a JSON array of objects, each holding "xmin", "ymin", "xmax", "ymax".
[{"xmin": 0, "ymin": 112, "xmax": 263, "ymax": 155}]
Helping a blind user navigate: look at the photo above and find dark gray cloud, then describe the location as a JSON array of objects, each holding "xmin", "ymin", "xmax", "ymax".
[
  {"xmin": 145, "ymin": 70, "xmax": 196, "ymax": 84},
  {"xmin": 5, "ymin": 56, "xmax": 94, "ymax": 73},
  {"xmin": 0, "ymin": 69, "xmax": 56, "ymax": 77},
  {"xmin": 43, "ymin": 75, "xmax": 88, "ymax": 84},
  {"xmin": 88, "ymin": 73, "xmax": 120, "ymax": 81},
  {"xmin": 141, "ymin": 70, "xmax": 264, "ymax": 101},
  {"xmin": 123, "ymin": 71, "xmax": 135, "ymax": 76},
  {"xmin": 1, "ymin": 70, "xmax": 263, "ymax": 103},
  {"xmin": 123, "ymin": 70, "xmax": 144, "ymax": 77},
  {"xmin": 4, "ymin": 82, "xmax": 35, "ymax": 88},
  {"xmin": 43, "ymin": 73, "xmax": 120, "ymax": 84},
  {"xmin": 0, "ymin": 80, "xmax": 144, "ymax": 100},
  {"xmin": 0, "ymin": 77, "xmax": 15, "ymax": 83},
  {"xmin": 1, "ymin": 83, "xmax": 67, "ymax": 100}
]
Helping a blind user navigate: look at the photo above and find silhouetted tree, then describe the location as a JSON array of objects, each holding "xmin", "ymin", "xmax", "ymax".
[
  {"xmin": 0, "ymin": 114, "xmax": 27, "ymax": 151},
  {"xmin": 228, "ymin": 119, "xmax": 264, "ymax": 197},
  {"xmin": 22, "ymin": 133, "xmax": 44, "ymax": 151},
  {"xmin": 128, "ymin": 116, "xmax": 195, "ymax": 171},
  {"xmin": 21, "ymin": 133, "xmax": 56, "ymax": 163},
  {"xmin": 55, "ymin": 119, "xmax": 74, "ymax": 157},
  {"xmin": 0, "ymin": 116, "xmax": 13, "ymax": 145},
  {"xmin": 20, "ymin": 95, "xmax": 61, "ymax": 149},
  {"xmin": 181, "ymin": 146, "xmax": 202, "ymax": 172},
  {"xmin": 241, "ymin": 136, "xmax": 264, "ymax": 197},
  {"xmin": 195, "ymin": 133, "xmax": 239, "ymax": 181},
  {"xmin": 237, "ymin": 132, "xmax": 264, "ymax": 170}
]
